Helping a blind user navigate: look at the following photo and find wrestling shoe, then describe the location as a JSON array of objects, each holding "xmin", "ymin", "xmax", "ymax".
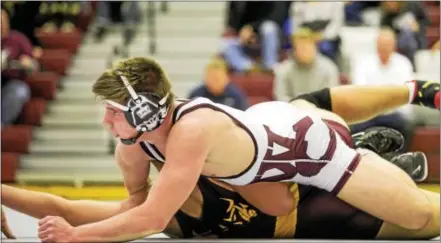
[
  {"xmin": 352, "ymin": 127, "xmax": 404, "ymax": 155},
  {"xmin": 407, "ymin": 80, "xmax": 440, "ymax": 110},
  {"xmin": 383, "ymin": 152, "xmax": 428, "ymax": 182}
]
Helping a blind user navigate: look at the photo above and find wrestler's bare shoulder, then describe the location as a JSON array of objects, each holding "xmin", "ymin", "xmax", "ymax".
[
  {"xmin": 171, "ymin": 107, "xmax": 256, "ymax": 178},
  {"xmin": 171, "ymin": 107, "xmax": 239, "ymax": 139}
]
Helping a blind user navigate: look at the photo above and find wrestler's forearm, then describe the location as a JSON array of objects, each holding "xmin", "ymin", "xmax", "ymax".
[
  {"xmin": 1, "ymin": 185, "xmax": 67, "ymax": 220},
  {"xmin": 71, "ymin": 206, "xmax": 163, "ymax": 242},
  {"xmin": 1, "ymin": 185, "xmax": 123, "ymax": 226},
  {"xmin": 330, "ymin": 85, "xmax": 410, "ymax": 124}
]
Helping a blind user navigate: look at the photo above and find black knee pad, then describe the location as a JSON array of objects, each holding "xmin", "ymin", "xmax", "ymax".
[{"xmin": 289, "ymin": 88, "xmax": 333, "ymax": 111}]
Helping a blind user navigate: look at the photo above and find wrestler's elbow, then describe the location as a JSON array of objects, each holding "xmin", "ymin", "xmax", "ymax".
[{"xmin": 135, "ymin": 215, "xmax": 167, "ymax": 237}]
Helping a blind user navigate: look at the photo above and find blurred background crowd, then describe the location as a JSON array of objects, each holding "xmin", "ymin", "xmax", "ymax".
[{"xmin": 1, "ymin": 1, "xmax": 440, "ymax": 191}]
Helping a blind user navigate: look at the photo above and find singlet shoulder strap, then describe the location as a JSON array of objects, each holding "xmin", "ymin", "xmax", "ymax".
[
  {"xmin": 140, "ymin": 141, "xmax": 165, "ymax": 162},
  {"xmin": 173, "ymin": 97, "xmax": 223, "ymax": 124}
]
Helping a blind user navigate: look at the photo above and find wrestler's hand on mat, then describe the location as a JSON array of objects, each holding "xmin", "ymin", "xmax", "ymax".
[
  {"xmin": 1, "ymin": 206, "xmax": 16, "ymax": 239},
  {"xmin": 38, "ymin": 216, "xmax": 75, "ymax": 243},
  {"xmin": 408, "ymin": 80, "xmax": 440, "ymax": 110}
]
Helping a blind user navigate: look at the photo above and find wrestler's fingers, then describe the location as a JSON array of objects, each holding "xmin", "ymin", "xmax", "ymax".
[
  {"xmin": 38, "ymin": 216, "xmax": 56, "ymax": 226},
  {"xmin": 38, "ymin": 226, "xmax": 52, "ymax": 239},
  {"xmin": 38, "ymin": 220, "xmax": 53, "ymax": 232}
]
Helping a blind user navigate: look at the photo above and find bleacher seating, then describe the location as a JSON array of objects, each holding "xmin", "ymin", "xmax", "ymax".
[
  {"xmin": 1, "ymin": 3, "xmax": 438, "ymax": 185},
  {"xmin": 1, "ymin": 152, "xmax": 20, "ymax": 182},
  {"xmin": 1, "ymin": 6, "xmax": 95, "ymax": 182},
  {"xmin": 39, "ymin": 49, "xmax": 72, "ymax": 76},
  {"xmin": 36, "ymin": 30, "xmax": 83, "ymax": 54}
]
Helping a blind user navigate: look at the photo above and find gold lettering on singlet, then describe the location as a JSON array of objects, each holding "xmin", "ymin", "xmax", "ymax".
[
  {"xmin": 274, "ymin": 183, "xmax": 300, "ymax": 238},
  {"xmin": 220, "ymin": 198, "xmax": 258, "ymax": 225}
]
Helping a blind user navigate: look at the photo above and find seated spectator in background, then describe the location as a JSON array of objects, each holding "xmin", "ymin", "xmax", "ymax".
[
  {"xmin": 380, "ymin": 1, "xmax": 430, "ymax": 69},
  {"xmin": 222, "ymin": 1, "xmax": 290, "ymax": 72},
  {"xmin": 39, "ymin": 1, "xmax": 83, "ymax": 33},
  {"xmin": 274, "ymin": 27, "xmax": 339, "ymax": 102},
  {"xmin": 1, "ymin": 10, "xmax": 39, "ymax": 127},
  {"xmin": 350, "ymin": 28, "xmax": 414, "ymax": 151},
  {"xmin": 1, "ymin": 1, "xmax": 44, "ymax": 59},
  {"xmin": 188, "ymin": 58, "xmax": 248, "ymax": 111},
  {"xmin": 93, "ymin": 1, "xmax": 141, "ymax": 45},
  {"xmin": 291, "ymin": 1, "xmax": 345, "ymax": 64}
]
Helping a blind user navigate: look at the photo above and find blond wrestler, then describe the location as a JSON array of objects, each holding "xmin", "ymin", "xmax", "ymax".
[{"xmin": 36, "ymin": 57, "xmax": 440, "ymax": 242}]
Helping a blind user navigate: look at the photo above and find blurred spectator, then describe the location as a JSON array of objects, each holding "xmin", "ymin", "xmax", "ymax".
[
  {"xmin": 274, "ymin": 27, "xmax": 339, "ymax": 102},
  {"xmin": 39, "ymin": 2, "xmax": 82, "ymax": 33},
  {"xmin": 351, "ymin": 28, "xmax": 413, "ymax": 85},
  {"xmin": 291, "ymin": 2, "xmax": 345, "ymax": 64},
  {"xmin": 93, "ymin": 2, "xmax": 141, "ymax": 45},
  {"xmin": 222, "ymin": 2, "xmax": 291, "ymax": 72},
  {"xmin": 380, "ymin": 1, "xmax": 430, "ymax": 68},
  {"xmin": 188, "ymin": 58, "xmax": 248, "ymax": 111},
  {"xmin": 1, "ymin": 1, "xmax": 44, "ymax": 59},
  {"xmin": 1, "ymin": 10, "xmax": 39, "ymax": 127},
  {"xmin": 344, "ymin": 1, "xmax": 382, "ymax": 26},
  {"xmin": 350, "ymin": 28, "xmax": 414, "ymax": 151}
]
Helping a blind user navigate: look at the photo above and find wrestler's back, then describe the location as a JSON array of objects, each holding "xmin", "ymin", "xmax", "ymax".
[
  {"xmin": 177, "ymin": 100, "xmax": 341, "ymax": 178},
  {"xmin": 146, "ymin": 98, "xmax": 357, "ymax": 188},
  {"xmin": 247, "ymin": 100, "xmax": 348, "ymax": 129}
]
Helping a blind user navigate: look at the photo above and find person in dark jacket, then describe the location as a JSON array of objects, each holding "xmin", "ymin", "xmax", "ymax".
[
  {"xmin": 380, "ymin": 1, "xmax": 430, "ymax": 68},
  {"xmin": 222, "ymin": 2, "xmax": 291, "ymax": 72},
  {"xmin": 188, "ymin": 58, "xmax": 248, "ymax": 111}
]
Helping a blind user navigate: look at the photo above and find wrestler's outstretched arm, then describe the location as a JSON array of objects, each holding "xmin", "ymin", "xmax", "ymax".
[
  {"xmin": 1, "ymin": 184, "xmax": 123, "ymax": 227},
  {"xmin": 40, "ymin": 110, "xmax": 211, "ymax": 242}
]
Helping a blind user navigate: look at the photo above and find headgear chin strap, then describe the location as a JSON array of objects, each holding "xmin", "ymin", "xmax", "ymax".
[
  {"xmin": 105, "ymin": 72, "xmax": 170, "ymax": 145},
  {"xmin": 119, "ymin": 131, "xmax": 144, "ymax": 145}
]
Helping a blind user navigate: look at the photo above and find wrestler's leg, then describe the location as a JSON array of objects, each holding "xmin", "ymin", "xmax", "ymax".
[
  {"xmin": 375, "ymin": 189, "xmax": 440, "ymax": 239},
  {"xmin": 337, "ymin": 150, "xmax": 431, "ymax": 230},
  {"xmin": 288, "ymin": 101, "xmax": 432, "ymax": 230}
]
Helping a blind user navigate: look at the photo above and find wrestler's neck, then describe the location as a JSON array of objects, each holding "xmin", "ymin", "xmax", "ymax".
[{"xmin": 139, "ymin": 103, "xmax": 177, "ymax": 145}]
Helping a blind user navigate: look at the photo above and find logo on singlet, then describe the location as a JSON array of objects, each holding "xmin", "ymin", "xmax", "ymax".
[{"xmin": 221, "ymin": 198, "xmax": 258, "ymax": 225}]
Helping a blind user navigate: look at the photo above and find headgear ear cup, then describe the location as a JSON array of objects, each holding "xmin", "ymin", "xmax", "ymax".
[{"xmin": 435, "ymin": 91, "xmax": 440, "ymax": 110}]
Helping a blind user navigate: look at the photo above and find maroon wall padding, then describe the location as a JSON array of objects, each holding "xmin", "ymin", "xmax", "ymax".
[
  {"xmin": 19, "ymin": 98, "xmax": 47, "ymax": 126},
  {"xmin": 230, "ymin": 73, "xmax": 275, "ymax": 101},
  {"xmin": 410, "ymin": 128, "xmax": 440, "ymax": 183},
  {"xmin": 37, "ymin": 30, "xmax": 83, "ymax": 54},
  {"xmin": 1, "ymin": 152, "xmax": 20, "ymax": 182},
  {"xmin": 1, "ymin": 125, "xmax": 34, "ymax": 153},
  {"xmin": 247, "ymin": 96, "xmax": 272, "ymax": 106},
  {"xmin": 26, "ymin": 71, "xmax": 60, "ymax": 100},
  {"xmin": 410, "ymin": 128, "xmax": 440, "ymax": 154},
  {"xmin": 426, "ymin": 26, "xmax": 440, "ymax": 48},
  {"xmin": 39, "ymin": 49, "xmax": 72, "ymax": 76}
]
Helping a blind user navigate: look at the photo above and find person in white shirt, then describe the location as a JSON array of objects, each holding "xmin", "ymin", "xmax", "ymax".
[{"xmin": 350, "ymin": 27, "xmax": 415, "ymax": 151}]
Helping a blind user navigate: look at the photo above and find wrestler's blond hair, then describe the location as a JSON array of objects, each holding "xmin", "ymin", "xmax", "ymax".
[{"xmin": 92, "ymin": 57, "xmax": 174, "ymax": 107}]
